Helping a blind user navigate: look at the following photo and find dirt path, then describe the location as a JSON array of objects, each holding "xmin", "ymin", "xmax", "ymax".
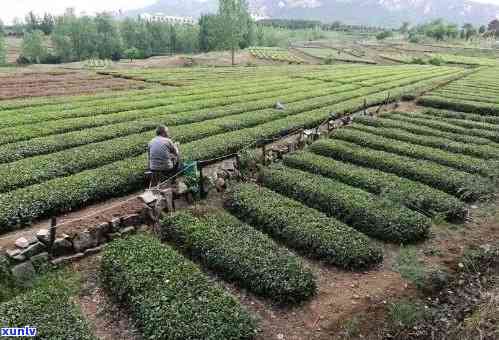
[{"xmin": 74, "ymin": 255, "xmax": 143, "ymax": 340}]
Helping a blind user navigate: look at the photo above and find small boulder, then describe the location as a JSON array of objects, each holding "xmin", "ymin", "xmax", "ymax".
[
  {"xmin": 215, "ymin": 177, "xmax": 226, "ymax": 192},
  {"xmin": 108, "ymin": 232, "xmax": 121, "ymax": 241},
  {"xmin": 89, "ymin": 225, "xmax": 107, "ymax": 246},
  {"xmin": 6, "ymin": 248, "xmax": 22, "ymax": 259},
  {"xmin": 20, "ymin": 242, "xmax": 46, "ymax": 259},
  {"xmin": 110, "ymin": 218, "xmax": 122, "ymax": 232},
  {"xmin": 84, "ymin": 245, "xmax": 105, "ymax": 256},
  {"xmin": 11, "ymin": 261, "xmax": 36, "ymax": 284},
  {"xmin": 139, "ymin": 190, "xmax": 160, "ymax": 205},
  {"xmin": 36, "ymin": 229, "xmax": 50, "ymax": 244},
  {"xmin": 176, "ymin": 181, "xmax": 189, "ymax": 195},
  {"xmin": 120, "ymin": 226, "xmax": 136, "ymax": 237},
  {"xmin": 51, "ymin": 253, "xmax": 84, "ymax": 266},
  {"xmin": 52, "ymin": 238, "xmax": 73, "ymax": 257},
  {"xmin": 15, "ymin": 237, "xmax": 30, "ymax": 249},
  {"xmin": 122, "ymin": 214, "xmax": 141, "ymax": 227},
  {"xmin": 73, "ymin": 231, "xmax": 94, "ymax": 253},
  {"xmin": 222, "ymin": 160, "xmax": 236, "ymax": 172}
]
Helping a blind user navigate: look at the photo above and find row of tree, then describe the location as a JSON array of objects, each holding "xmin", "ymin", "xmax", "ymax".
[
  {"xmin": 8, "ymin": 0, "xmax": 260, "ymax": 65},
  {"xmin": 400, "ymin": 19, "xmax": 499, "ymax": 42},
  {"xmin": 16, "ymin": 10, "xmax": 201, "ymax": 64}
]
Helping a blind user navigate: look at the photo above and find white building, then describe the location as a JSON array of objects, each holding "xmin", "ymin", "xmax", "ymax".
[{"xmin": 141, "ymin": 13, "xmax": 196, "ymax": 25}]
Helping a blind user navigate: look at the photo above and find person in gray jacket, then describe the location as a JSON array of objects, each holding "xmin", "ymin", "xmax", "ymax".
[{"xmin": 148, "ymin": 125, "xmax": 181, "ymax": 186}]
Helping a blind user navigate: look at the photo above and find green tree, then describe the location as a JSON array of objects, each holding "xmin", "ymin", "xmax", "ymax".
[
  {"xmin": 124, "ymin": 47, "xmax": 139, "ymax": 62},
  {"xmin": 21, "ymin": 29, "xmax": 47, "ymax": 63},
  {"xmin": 488, "ymin": 19, "xmax": 499, "ymax": 37},
  {"xmin": 0, "ymin": 20, "xmax": 5, "ymax": 36},
  {"xmin": 199, "ymin": 14, "xmax": 222, "ymax": 52},
  {"xmin": 462, "ymin": 23, "xmax": 476, "ymax": 41},
  {"xmin": 0, "ymin": 34, "xmax": 6, "ymax": 64},
  {"xmin": 11, "ymin": 18, "xmax": 24, "ymax": 36},
  {"xmin": 148, "ymin": 21, "xmax": 172, "ymax": 55},
  {"xmin": 175, "ymin": 24, "xmax": 199, "ymax": 54},
  {"xmin": 25, "ymin": 11, "xmax": 39, "ymax": 32},
  {"xmin": 219, "ymin": 0, "xmax": 251, "ymax": 65},
  {"xmin": 479, "ymin": 25, "xmax": 486, "ymax": 34},
  {"xmin": 94, "ymin": 13, "xmax": 122, "ymax": 59},
  {"xmin": 120, "ymin": 18, "xmax": 153, "ymax": 58},
  {"xmin": 376, "ymin": 30, "xmax": 393, "ymax": 40},
  {"xmin": 51, "ymin": 15, "xmax": 75, "ymax": 62},
  {"xmin": 400, "ymin": 22, "xmax": 410, "ymax": 34},
  {"xmin": 446, "ymin": 24, "xmax": 459, "ymax": 39},
  {"xmin": 241, "ymin": 15, "xmax": 256, "ymax": 49},
  {"xmin": 39, "ymin": 13, "xmax": 55, "ymax": 35}
]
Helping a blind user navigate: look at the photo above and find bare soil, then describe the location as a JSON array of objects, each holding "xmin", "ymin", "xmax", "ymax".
[
  {"xmin": 74, "ymin": 255, "xmax": 143, "ymax": 340},
  {"xmin": 67, "ymin": 198, "xmax": 499, "ymax": 340},
  {"xmin": 0, "ymin": 71, "xmax": 149, "ymax": 100}
]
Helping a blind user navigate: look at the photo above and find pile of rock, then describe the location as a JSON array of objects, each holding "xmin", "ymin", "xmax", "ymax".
[{"xmin": 1, "ymin": 213, "xmax": 144, "ymax": 283}]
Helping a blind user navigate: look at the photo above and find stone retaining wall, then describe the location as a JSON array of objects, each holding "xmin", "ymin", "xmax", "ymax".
[{"xmin": 1, "ymin": 212, "xmax": 146, "ymax": 283}]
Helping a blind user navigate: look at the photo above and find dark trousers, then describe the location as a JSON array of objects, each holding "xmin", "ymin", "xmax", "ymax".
[{"xmin": 149, "ymin": 160, "xmax": 182, "ymax": 187}]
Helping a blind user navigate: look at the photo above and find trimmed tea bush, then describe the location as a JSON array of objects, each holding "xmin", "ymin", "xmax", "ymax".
[
  {"xmin": 384, "ymin": 113, "xmax": 499, "ymax": 143},
  {"xmin": 309, "ymin": 139, "xmax": 493, "ymax": 201},
  {"xmin": 422, "ymin": 109, "xmax": 499, "ymax": 125},
  {"xmin": 354, "ymin": 116, "xmax": 496, "ymax": 146},
  {"xmin": 418, "ymin": 95, "xmax": 499, "ymax": 116},
  {"xmin": 285, "ymin": 151, "xmax": 467, "ymax": 221},
  {"xmin": 351, "ymin": 122, "xmax": 499, "ymax": 160},
  {"xmin": 161, "ymin": 211, "xmax": 316, "ymax": 304},
  {"xmin": 225, "ymin": 183, "xmax": 383, "ymax": 269},
  {"xmin": 101, "ymin": 235, "xmax": 257, "ymax": 339},
  {"xmin": 0, "ymin": 274, "xmax": 96, "ymax": 340},
  {"xmin": 333, "ymin": 128, "xmax": 498, "ymax": 177},
  {"xmin": 261, "ymin": 165, "xmax": 431, "ymax": 243}
]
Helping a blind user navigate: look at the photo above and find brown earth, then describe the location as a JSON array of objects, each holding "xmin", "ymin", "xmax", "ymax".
[
  {"xmin": 67, "ymin": 197, "xmax": 498, "ymax": 340},
  {"xmin": 0, "ymin": 71, "xmax": 150, "ymax": 100}
]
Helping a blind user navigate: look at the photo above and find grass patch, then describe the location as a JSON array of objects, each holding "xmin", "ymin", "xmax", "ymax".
[
  {"xmin": 388, "ymin": 299, "xmax": 427, "ymax": 329},
  {"xmin": 395, "ymin": 246, "xmax": 428, "ymax": 289}
]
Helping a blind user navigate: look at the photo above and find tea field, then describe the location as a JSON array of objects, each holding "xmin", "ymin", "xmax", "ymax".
[
  {"xmin": 0, "ymin": 64, "xmax": 469, "ymax": 233},
  {"xmin": 1, "ymin": 62, "xmax": 499, "ymax": 339},
  {"xmin": 248, "ymin": 47, "xmax": 304, "ymax": 64}
]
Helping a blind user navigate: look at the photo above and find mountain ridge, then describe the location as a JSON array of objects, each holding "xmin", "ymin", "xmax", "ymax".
[{"xmin": 126, "ymin": 0, "xmax": 499, "ymax": 27}]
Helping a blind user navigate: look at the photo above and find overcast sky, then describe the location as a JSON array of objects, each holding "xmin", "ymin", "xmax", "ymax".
[
  {"xmin": 0, "ymin": 0, "xmax": 156, "ymax": 24},
  {"xmin": 1, "ymin": 0, "xmax": 499, "ymax": 24}
]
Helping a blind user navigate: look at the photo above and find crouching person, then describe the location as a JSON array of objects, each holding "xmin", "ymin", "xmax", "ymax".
[{"xmin": 148, "ymin": 125, "xmax": 181, "ymax": 187}]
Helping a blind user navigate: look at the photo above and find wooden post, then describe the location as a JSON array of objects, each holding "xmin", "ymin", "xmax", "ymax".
[
  {"xmin": 363, "ymin": 98, "xmax": 367, "ymax": 115},
  {"xmin": 197, "ymin": 163, "xmax": 207, "ymax": 199},
  {"xmin": 235, "ymin": 154, "xmax": 241, "ymax": 170},
  {"xmin": 48, "ymin": 217, "xmax": 57, "ymax": 255},
  {"xmin": 261, "ymin": 144, "xmax": 267, "ymax": 166}
]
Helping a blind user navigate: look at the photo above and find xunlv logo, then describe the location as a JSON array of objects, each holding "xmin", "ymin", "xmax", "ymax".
[{"xmin": 1, "ymin": 327, "xmax": 37, "ymax": 337}]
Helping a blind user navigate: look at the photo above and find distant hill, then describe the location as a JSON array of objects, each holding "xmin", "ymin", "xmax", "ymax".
[{"xmin": 127, "ymin": 0, "xmax": 499, "ymax": 27}]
